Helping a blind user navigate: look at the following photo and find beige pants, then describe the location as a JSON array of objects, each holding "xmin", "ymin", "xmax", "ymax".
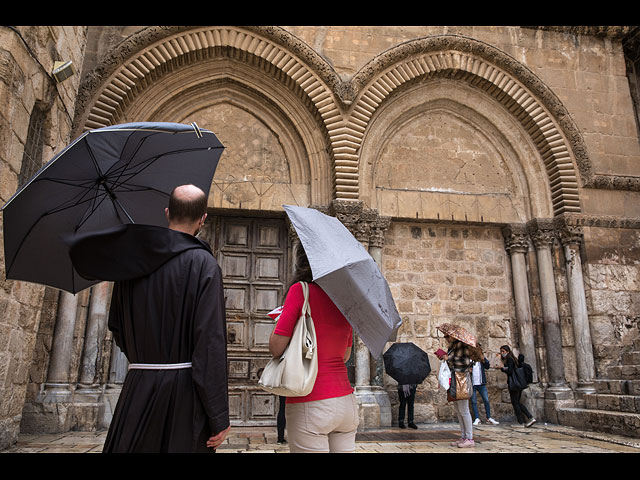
[{"xmin": 285, "ymin": 393, "xmax": 359, "ymax": 453}]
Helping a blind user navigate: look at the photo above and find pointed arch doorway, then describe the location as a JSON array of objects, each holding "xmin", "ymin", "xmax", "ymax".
[{"xmin": 75, "ymin": 27, "xmax": 337, "ymax": 426}]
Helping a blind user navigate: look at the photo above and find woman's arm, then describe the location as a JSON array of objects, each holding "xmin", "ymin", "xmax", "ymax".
[
  {"xmin": 343, "ymin": 346, "xmax": 352, "ymax": 363},
  {"xmin": 269, "ymin": 332, "xmax": 291, "ymax": 358}
]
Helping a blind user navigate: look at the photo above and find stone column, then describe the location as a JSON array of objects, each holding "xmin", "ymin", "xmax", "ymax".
[
  {"xmin": 42, "ymin": 291, "xmax": 80, "ymax": 401},
  {"xmin": 101, "ymin": 342, "xmax": 128, "ymax": 429},
  {"xmin": 558, "ymin": 223, "xmax": 596, "ymax": 394},
  {"xmin": 528, "ymin": 220, "xmax": 570, "ymax": 395},
  {"xmin": 368, "ymin": 214, "xmax": 392, "ymax": 386},
  {"xmin": 331, "ymin": 201, "xmax": 371, "ymax": 389},
  {"xmin": 77, "ymin": 282, "xmax": 110, "ymax": 391},
  {"xmin": 502, "ymin": 225, "xmax": 538, "ymax": 382},
  {"xmin": 330, "ymin": 200, "xmax": 392, "ymax": 428}
]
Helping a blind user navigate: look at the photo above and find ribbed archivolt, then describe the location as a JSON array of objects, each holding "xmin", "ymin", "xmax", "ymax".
[
  {"xmin": 84, "ymin": 29, "xmax": 581, "ymax": 214},
  {"xmin": 86, "ymin": 27, "xmax": 336, "ymax": 129},
  {"xmin": 351, "ymin": 50, "xmax": 581, "ymax": 215}
]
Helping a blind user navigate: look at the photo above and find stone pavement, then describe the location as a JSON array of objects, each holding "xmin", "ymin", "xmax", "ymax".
[{"xmin": 2, "ymin": 421, "xmax": 640, "ymax": 454}]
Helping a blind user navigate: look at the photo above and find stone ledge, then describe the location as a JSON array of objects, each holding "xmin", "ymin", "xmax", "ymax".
[
  {"xmin": 584, "ymin": 393, "xmax": 640, "ymax": 414},
  {"xmin": 558, "ymin": 407, "xmax": 640, "ymax": 438}
]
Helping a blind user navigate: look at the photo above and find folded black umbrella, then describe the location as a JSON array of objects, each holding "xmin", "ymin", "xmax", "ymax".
[
  {"xmin": 383, "ymin": 342, "xmax": 431, "ymax": 385},
  {"xmin": 1, "ymin": 122, "xmax": 224, "ymax": 293}
]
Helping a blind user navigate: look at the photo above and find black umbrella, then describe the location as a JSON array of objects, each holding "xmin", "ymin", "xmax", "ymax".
[
  {"xmin": 383, "ymin": 342, "xmax": 431, "ymax": 385},
  {"xmin": 1, "ymin": 122, "xmax": 224, "ymax": 293}
]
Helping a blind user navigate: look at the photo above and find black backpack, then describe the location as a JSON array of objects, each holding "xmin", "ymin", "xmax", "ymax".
[
  {"xmin": 521, "ymin": 362, "xmax": 533, "ymax": 384},
  {"xmin": 517, "ymin": 354, "xmax": 534, "ymax": 384}
]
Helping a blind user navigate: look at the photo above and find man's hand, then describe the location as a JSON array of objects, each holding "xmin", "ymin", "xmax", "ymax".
[{"xmin": 206, "ymin": 425, "xmax": 231, "ymax": 449}]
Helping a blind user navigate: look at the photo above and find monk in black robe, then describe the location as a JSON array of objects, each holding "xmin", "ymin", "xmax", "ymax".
[{"xmin": 71, "ymin": 185, "xmax": 230, "ymax": 452}]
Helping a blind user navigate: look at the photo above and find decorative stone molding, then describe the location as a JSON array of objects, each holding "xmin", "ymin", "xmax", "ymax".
[
  {"xmin": 524, "ymin": 26, "xmax": 637, "ymax": 40},
  {"xmin": 555, "ymin": 212, "xmax": 640, "ymax": 230}
]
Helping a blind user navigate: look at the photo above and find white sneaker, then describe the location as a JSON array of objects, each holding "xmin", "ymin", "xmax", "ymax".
[
  {"xmin": 525, "ymin": 418, "xmax": 537, "ymax": 428},
  {"xmin": 488, "ymin": 418, "xmax": 499, "ymax": 425},
  {"xmin": 473, "ymin": 418, "xmax": 481, "ymax": 426}
]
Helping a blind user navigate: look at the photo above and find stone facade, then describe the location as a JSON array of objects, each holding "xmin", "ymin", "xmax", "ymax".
[
  {"xmin": 0, "ymin": 26, "xmax": 88, "ymax": 449},
  {"xmin": 1, "ymin": 26, "xmax": 640, "ymax": 449}
]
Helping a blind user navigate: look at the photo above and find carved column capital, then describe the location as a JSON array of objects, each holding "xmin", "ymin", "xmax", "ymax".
[
  {"xmin": 370, "ymin": 215, "xmax": 391, "ymax": 249},
  {"xmin": 552, "ymin": 215, "xmax": 584, "ymax": 247},
  {"xmin": 502, "ymin": 224, "xmax": 530, "ymax": 254},
  {"xmin": 527, "ymin": 218, "xmax": 557, "ymax": 250},
  {"xmin": 558, "ymin": 224, "xmax": 583, "ymax": 247},
  {"xmin": 330, "ymin": 199, "xmax": 363, "ymax": 236}
]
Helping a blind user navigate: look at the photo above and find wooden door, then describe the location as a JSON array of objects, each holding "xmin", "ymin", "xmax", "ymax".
[{"xmin": 206, "ymin": 215, "xmax": 290, "ymax": 426}]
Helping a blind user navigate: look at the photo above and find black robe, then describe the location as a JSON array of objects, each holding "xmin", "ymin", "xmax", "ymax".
[{"xmin": 71, "ymin": 224, "xmax": 229, "ymax": 453}]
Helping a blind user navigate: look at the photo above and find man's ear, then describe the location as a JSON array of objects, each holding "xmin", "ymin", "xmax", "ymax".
[{"xmin": 165, "ymin": 207, "xmax": 170, "ymax": 222}]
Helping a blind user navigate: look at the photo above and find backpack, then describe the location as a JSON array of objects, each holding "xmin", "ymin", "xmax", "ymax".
[
  {"xmin": 508, "ymin": 354, "xmax": 534, "ymax": 391},
  {"xmin": 521, "ymin": 361, "xmax": 533, "ymax": 384}
]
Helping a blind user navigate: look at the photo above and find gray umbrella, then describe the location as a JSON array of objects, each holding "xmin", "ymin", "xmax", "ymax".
[{"xmin": 283, "ymin": 205, "xmax": 402, "ymax": 358}]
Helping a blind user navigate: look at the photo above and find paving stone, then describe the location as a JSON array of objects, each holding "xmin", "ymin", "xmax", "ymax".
[{"xmin": 2, "ymin": 422, "xmax": 639, "ymax": 453}]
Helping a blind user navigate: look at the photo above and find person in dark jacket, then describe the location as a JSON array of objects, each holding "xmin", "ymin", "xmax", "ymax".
[
  {"xmin": 497, "ymin": 345, "xmax": 536, "ymax": 428},
  {"xmin": 397, "ymin": 384, "xmax": 417, "ymax": 429},
  {"xmin": 71, "ymin": 185, "xmax": 230, "ymax": 452},
  {"xmin": 469, "ymin": 344, "xmax": 499, "ymax": 425}
]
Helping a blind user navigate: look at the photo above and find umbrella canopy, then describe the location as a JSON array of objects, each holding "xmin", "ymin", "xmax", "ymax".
[
  {"xmin": 283, "ymin": 205, "xmax": 402, "ymax": 358},
  {"xmin": 437, "ymin": 322, "xmax": 477, "ymax": 347},
  {"xmin": 2, "ymin": 122, "xmax": 224, "ymax": 294},
  {"xmin": 383, "ymin": 342, "xmax": 431, "ymax": 385}
]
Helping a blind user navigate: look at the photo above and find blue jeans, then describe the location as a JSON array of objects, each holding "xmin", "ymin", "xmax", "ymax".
[{"xmin": 470, "ymin": 384, "xmax": 491, "ymax": 419}]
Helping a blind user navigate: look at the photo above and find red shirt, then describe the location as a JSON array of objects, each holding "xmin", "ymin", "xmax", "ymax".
[{"xmin": 273, "ymin": 282, "xmax": 353, "ymax": 404}]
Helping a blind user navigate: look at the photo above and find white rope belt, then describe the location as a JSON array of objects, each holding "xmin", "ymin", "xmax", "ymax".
[{"xmin": 128, "ymin": 362, "xmax": 192, "ymax": 371}]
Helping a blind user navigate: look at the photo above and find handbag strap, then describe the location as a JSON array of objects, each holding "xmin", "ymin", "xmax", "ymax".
[
  {"xmin": 300, "ymin": 281, "xmax": 311, "ymax": 317},
  {"xmin": 298, "ymin": 281, "xmax": 315, "ymax": 359}
]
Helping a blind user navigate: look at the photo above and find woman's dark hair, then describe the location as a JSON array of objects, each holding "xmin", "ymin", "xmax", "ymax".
[
  {"xmin": 288, "ymin": 242, "xmax": 313, "ymax": 288},
  {"xmin": 500, "ymin": 344, "xmax": 518, "ymax": 365}
]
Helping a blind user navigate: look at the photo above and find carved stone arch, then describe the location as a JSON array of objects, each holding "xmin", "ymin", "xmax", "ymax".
[
  {"xmin": 361, "ymin": 79, "xmax": 554, "ymax": 222},
  {"xmin": 116, "ymin": 56, "xmax": 329, "ymax": 206},
  {"xmin": 73, "ymin": 26, "xmax": 347, "ymax": 206},
  {"xmin": 345, "ymin": 35, "xmax": 588, "ymax": 215}
]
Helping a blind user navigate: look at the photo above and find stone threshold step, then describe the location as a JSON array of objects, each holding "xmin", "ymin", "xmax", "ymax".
[
  {"xmin": 595, "ymin": 379, "xmax": 640, "ymax": 395},
  {"xmin": 558, "ymin": 407, "xmax": 640, "ymax": 438},
  {"xmin": 585, "ymin": 393, "xmax": 640, "ymax": 414}
]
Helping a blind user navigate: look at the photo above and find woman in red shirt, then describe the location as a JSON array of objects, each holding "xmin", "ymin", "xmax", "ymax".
[{"xmin": 269, "ymin": 244, "xmax": 358, "ymax": 453}]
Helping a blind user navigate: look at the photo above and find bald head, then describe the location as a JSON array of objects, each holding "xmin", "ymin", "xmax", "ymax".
[{"xmin": 165, "ymin": 184, "xmax": 207, "ymax": 235}]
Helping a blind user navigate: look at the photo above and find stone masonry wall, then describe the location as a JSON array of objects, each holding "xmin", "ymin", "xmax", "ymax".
[
  {"xmin": 382, "ymin": 221, "xmax": 518, "ymax": 423},
  {"xmin": 0, "ymin": 26, "xmax": 87, "ymax": 450},
  {"xmin": 583, "ymin": 226, "xmax": 640, "ymax": 374}
]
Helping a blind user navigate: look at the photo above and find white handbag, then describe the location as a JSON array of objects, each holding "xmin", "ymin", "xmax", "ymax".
[{"xmin": 258, "ymin": 282, "xmax": 318, "ymax": 397}]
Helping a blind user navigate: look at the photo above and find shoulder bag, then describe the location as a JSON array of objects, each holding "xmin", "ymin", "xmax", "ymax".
[
  {"xmin": 258, "ymin": 282, "xmax": 318, "ymax": 397},
  {"xmin": 447, "ymin": 366, "xmax": 472, "ymax": 401}
]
